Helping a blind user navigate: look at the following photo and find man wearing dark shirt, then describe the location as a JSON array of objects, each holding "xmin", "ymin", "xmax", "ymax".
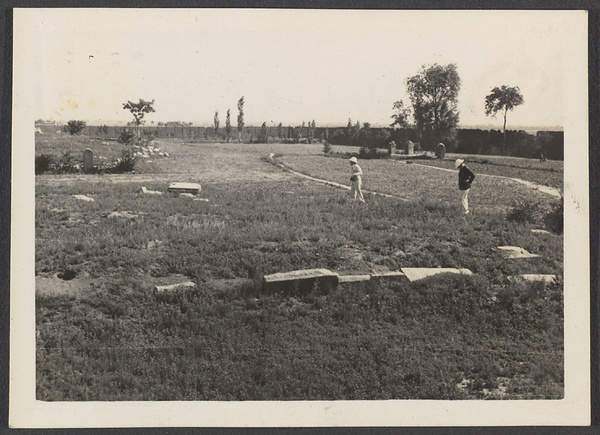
[{"xmin": 455, "ymin": 159, "xmax": 475, "ymax": 215}]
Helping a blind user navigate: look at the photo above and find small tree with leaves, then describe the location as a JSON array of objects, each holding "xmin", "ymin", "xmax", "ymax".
[
  {"xmin": 65, "ymin": 120, "xmax": 87, "ymax": 136},
  {"xmin": 277, "ymin": 122, "xmax": 283, "ymax": 139},
  {"xmin": 237, "ymin": 96, "xmax": 245, "ymax": 143},
  {"xmin": 484, "ymin": 85, "xmax": 524, "ymax": 154},
  {"xmin": 225, "ymin": 109, "xmax": 231, "ymax": 143},
  {"xmin": 307, "ymin": 120, "xmax": 316, "ymax": 144},
  {"xmin": 123, "ymin": 99, "xmax": 155, "ymax": 139}
]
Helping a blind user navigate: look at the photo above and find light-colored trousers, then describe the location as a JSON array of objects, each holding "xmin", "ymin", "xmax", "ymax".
[
  {"xmin": 460, "ymin": 188, "xmax": 470, "ymax": 213},
  {"xmin": 351, "ymin": 177, "xmax": 365, "ymax": 202}
]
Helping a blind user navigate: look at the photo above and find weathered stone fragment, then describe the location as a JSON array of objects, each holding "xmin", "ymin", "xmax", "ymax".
[
  {"xmin": 508, "ymin": 274, "xmax": 557, "ymax": 284},
  {"xmin": 263, "ymin": 269, "xmax": 339, "ymax": 295},
  {"xmin": 401, "ymin": 267, "xmax": 473, "ymax": 282},
  {"xmin": 72, "ymin": 195, "xmax": 94, "ymax": 202},
  {"xmin": 497, "ymin": 246, "xmax": 540, "ymax": 259}
]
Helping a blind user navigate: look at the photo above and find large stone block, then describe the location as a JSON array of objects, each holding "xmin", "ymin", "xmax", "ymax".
[
  {"xmin": 263, "ymin": 269, "xmax": 339, "ymax": 295},
  {"xmin": 401, "ymin": 267, "xmax": 473, "ymax": 282},
  {"xmin": 168, "ymin": 182, "xmax": 202, "ymax": 195}
]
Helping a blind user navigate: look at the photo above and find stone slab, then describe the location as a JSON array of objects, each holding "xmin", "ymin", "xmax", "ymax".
[
  {"xmin": 508, "ymin": 274, "xmax": 557, "ymax": 284},
  {"xmin": 497, "ymin": 246, "xmax": 540, "ymax": 259},
  {"xmin": 401, "ymin": 267, "xmax": 473, "ymax": 282},
  {"xmin": 83, "ymin": 148, "xmax": 94, "ymax": 173},
  {"xmin": 338, "ymin": 275, "xmax": 371, "ymax": 283},
  {"xmin": 263, "ymin": 269, "xmax": 339, "ymax": 295},
  {"xmin": 72, "ymin": 195, "xmax": 94, "ymax": 202},
  {"xmin": 168, "ymin": 182, "xmax": 201, "ymax": 194}
]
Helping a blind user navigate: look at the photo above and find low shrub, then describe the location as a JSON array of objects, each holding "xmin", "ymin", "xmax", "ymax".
[
  {"xmin": 110, "ymin": 152, "xmax": 137, "ymax": 173},
  {"xmin": 51, "ymin": 151, "xmax": 82, "ymax": 174},
  {"xmin": 35, "ymin": 154, "xmax": 53, "ymax": 174},
  {"xmin": 507, "ymin": 200, "xmax": 546, "ymax": 224},
  {"xmin": 117, "ymin": 129, "xmax": 136, "ymax": 146}
]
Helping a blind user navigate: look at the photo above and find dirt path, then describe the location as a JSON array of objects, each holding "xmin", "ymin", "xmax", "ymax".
[{"xmin": 407, "ymin": 162, "xmax": 562, "ymax": 198}]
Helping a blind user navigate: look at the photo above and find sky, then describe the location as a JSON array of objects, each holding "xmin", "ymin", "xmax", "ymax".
[{"xmin": 22, "ymin": 8, "xmax": 584, "ymax": 128}]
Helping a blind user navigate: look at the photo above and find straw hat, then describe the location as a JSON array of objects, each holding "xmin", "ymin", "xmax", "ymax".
[
  {"xmin": 454, "ymin": 159, "xmax": 464, "ymax": 168},
  {"xmin": 349, "ymin": 157, "xmax": 358, "ymax": 164}
]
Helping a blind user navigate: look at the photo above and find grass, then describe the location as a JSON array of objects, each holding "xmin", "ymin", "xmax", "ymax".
[{"xmin": 35, "ymin": 136, "xmax": 564, "ymax": 401}]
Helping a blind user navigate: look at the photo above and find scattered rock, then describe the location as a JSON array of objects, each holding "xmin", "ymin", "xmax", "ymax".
[
  {"xmin": 531, "ymin": 229, "xmax": 551, "ymax": 234},
  {"xmin": 193, "ymin": 198, "xmax": 210, "ymax": 202},
  {"xmin": 508, "ymin": 274, "xmax": 557, "ymax": 284},
  {"xmin": 154, "ymin": 281, "xmax": 196, "ymax": 296},
  {"xmin": 179, "ymin": 193, "xmax": 195, "ymax": 198},
  {"xmin": 106, "ymin": 211, "xmax": 141, "ymax": 220},
  {"xmin": 401, "ymin": 267, "xmax": 473, "ymax": 282},
  {"xmin": 139, "ymin": 186, "xmax": 162, "ymax": 195},
  {"xmin": 497, "ymin": 246, "xmax": 540, "ymax": 259},
  {"xmin": 72, "ymin": 195, "xmax": 94, "ymax": 202}
]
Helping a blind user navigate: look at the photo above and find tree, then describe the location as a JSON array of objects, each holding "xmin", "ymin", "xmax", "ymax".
[
  {"xmin": 390, "ymin": 100, "xmax": 411, "ymax": 128},
  {"xmin": 225, "ymin": 109, "xmax": 231, "ymax": 143},
  {"xmin": 65, "ymin": 120, "xmax": 86, "ymax": 135},
  {"xmin": 237, "ymin": 96, "xmax": 245, "ymax": 143},
  {"xmin": 213, "ymin": 110, "xmax": 220, "ymax": 139},
  {"xmin": 484, "ymin": 85, "xmax": 524, "ymax": 154},
  {"xmin": 406, "ymin": 63, "xmax": 460, "ymax": 149},
  {"xmin": 122, "ymin": 99, "xmax": 155, "ymax": 139},
  {"xmin": 277, "ymin": 122, "xmax": 283, "ymax": 139}
]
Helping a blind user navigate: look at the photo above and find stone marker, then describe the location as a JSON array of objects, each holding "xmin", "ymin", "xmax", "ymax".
[
  {"xmin": 72, "ymin": 194, "xmax": 94, "ymax": 202},
  {"xmin": 83, "ymin": 148, "xmax": 94, "ymax": 173},
  {"xmin": 263, "ymin": 269, "xmax": 339, "ymax": 295},
  {"xmin": 168, "ymin": 182, "xmax": 202, "ymax": 195},
  {"xmin": 401, "ymin": 267, "xmax": 473, "ymax": 282},
  {"xmin": 497, "ymin": 246, "xmax": 540, "ymax": 259},
  {"xmin": 405, "ymin": 140, "xmax": 414, "ymax": 155},
  {"xmin": 508, "ymin": 274, "xmax": 556, "ymax": 284},
  {"xmin": 338, "ymin": 274, "xmax": 371, "ymax": 283},
  {"xmin": 387, "ymin": 141, "xmax": 396, "ymax": 156},
  {"xmin": 436, "ymin": 143, "xmax": 446, "ymax": 159}
]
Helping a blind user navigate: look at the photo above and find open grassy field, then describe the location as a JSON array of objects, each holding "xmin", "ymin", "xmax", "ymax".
[{"xmin": 35, "ymin": 135, "xmax": 564, "ymax": 401}]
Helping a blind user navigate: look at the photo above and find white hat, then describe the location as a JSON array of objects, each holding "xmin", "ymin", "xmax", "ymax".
[
  {"xmin": 349, "ymin": 157, "xmax": 358, "ymax": 164},
  {"xmin": 454, "ymin": 159, "xmax": 464, "ymax": 168}
]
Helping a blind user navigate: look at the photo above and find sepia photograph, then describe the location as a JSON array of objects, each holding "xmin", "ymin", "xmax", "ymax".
[{"xmin": 10, "ymin": 7, "xmax": 590, "ymax": 428}]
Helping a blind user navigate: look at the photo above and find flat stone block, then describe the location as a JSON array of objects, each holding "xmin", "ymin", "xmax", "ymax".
[
  {"xmin": 263, "ymin": 269, "xmax": 339, "ymax": 295},
  {"xmin": 168, "ymin": 182, "xmax": 201, "ymax": 195},
  {"xmin": 508, "ymin": 274, "xmax": 557, "ymax": 284},
  {"xmin": 401, "ymin": 267, "xmax": 473, "ymax": 282},
  {"xmin": 497, "ymin": 246, "xmax": 540, "ymax": 259},
  {"xmin": 338, "ymin": 275, "xmax": 371, "ymax": 283}
]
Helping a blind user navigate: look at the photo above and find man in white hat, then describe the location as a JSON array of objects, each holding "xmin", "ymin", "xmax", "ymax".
[
  {"xmin": 349, "ymin": 157, "xmax": 365, "ymax": 202},
  {"xmin": 455, "ymin": 159, "xmax": 475, "ymax": 215}
]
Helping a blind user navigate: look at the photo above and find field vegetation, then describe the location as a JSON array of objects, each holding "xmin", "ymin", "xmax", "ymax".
[{"xmin": 35, "ymin": 135, "xmax": 564, "ymax": 401}]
